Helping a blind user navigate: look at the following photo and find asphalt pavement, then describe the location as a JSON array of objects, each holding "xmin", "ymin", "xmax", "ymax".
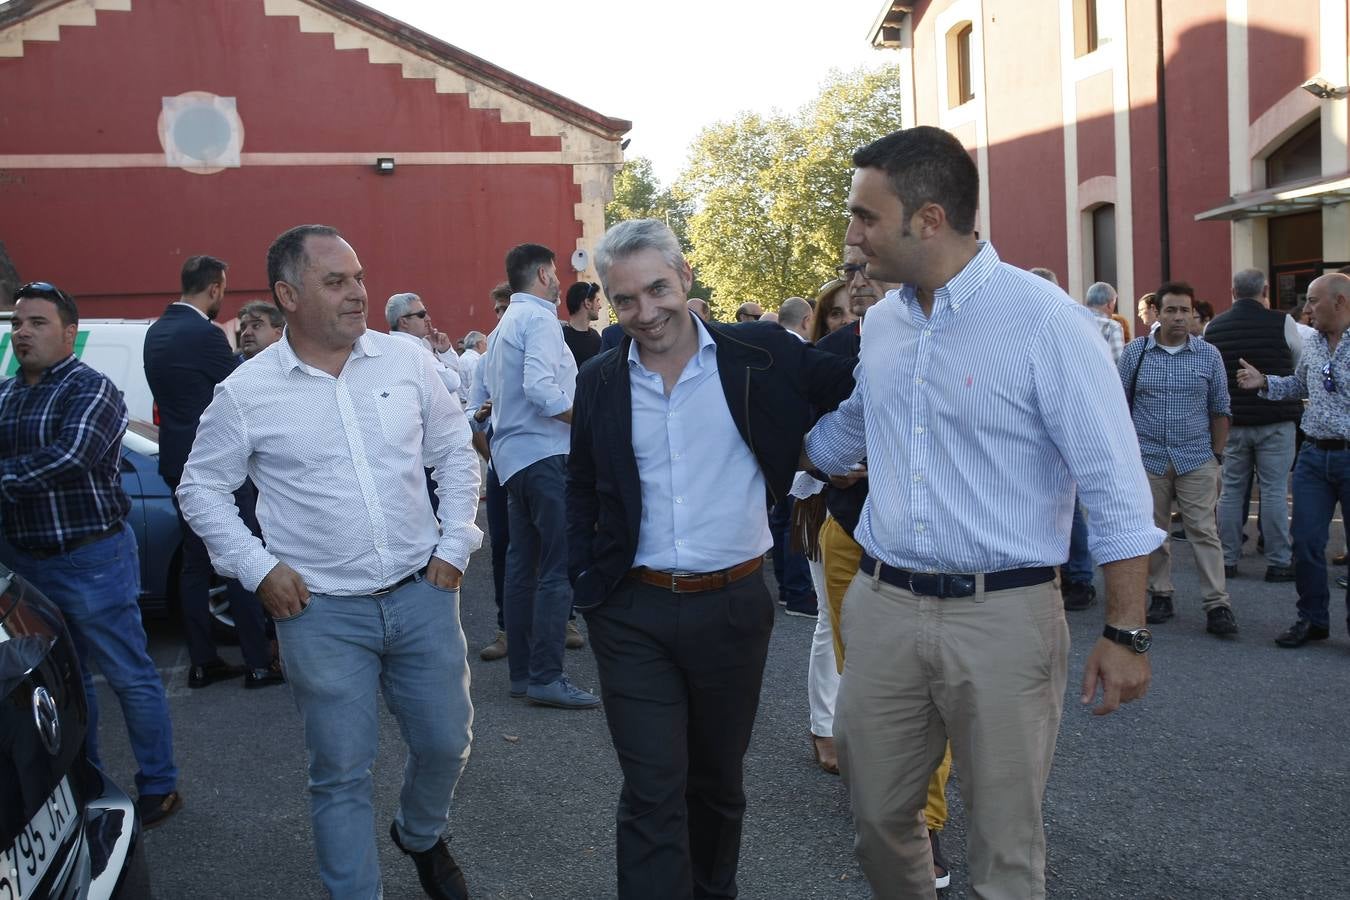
[{"xmin": 93, "ymin": 510, "xmax": 1350, "ymax": 899}]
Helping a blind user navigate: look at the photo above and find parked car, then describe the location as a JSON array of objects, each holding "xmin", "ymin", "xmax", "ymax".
[
  {"xmin": 0, "ymin": 561, "xmax": 150, "ymax": 899},
  {"xmin": 119, "ymin": 421, "xmax": 236, "ymax": 640}
]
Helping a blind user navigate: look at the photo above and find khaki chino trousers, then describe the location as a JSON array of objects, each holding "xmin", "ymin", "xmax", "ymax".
[{"xmin": 834, "ymin": 572, "xmax": 1069, "ymax": 900}]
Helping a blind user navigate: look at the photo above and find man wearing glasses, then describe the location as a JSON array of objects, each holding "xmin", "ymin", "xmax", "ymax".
[
  {"xmin": 1238, "ymin": 271, "xmax": 1350, "ymax": 648},
  {"xmin": 1119, "ymin": 281, "xmax": 1236, "ymax": 636},
  {"xmin": 735, "ymin": 301, "xmax": 764, "ymax": 322},
  {"xmin": 387, "ymin": 292, "xmax": 463, "ymax": 403},
  {"xmin": 1, "ymin": 282, "xmax": 182, "ymax": 827}
]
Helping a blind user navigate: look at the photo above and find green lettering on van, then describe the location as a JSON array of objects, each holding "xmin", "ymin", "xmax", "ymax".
[{"xmin": 1, "ymin": 330, "xmax": 90, "ymax": 377}]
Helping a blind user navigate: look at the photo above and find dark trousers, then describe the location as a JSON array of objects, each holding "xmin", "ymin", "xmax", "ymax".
[
  {"xmin": 168, "ymin": 478, "xmax": 271, "ymax": 669},
  {"xmin": 767, "ymin": 496, "xmax": 815, "ymax": 611},
  {"xmin": 485, "ymin": 463, "xmax": 508, "ymax": 631},
  {"xmin": 585, "ymin": 572, "xmax": 774, "ymax": 899},
  {"xmin": 503, "ymin": 455, "xmax": 571, "ymax": 687}
]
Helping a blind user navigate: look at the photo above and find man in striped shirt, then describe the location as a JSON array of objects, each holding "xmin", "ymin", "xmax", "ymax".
[{"xmin": 805, "ymin": 126, "xmax": 1162, "ymax": 899}]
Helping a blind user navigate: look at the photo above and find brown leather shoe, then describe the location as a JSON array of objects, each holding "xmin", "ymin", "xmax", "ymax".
[
  {"xmin": 136, "ymin": 790, "xmax": 183, "ymax": 829},
  {"xmin": 811, "ymin": 733, "xmax": 839, "ymax": 775},
  {"xmin": 565, "ymin": 620, "xmax": 586, "ymax": 650},
  {"xmin": 479, "ymin": 631, "xmax": 507, "ymax": 661}
]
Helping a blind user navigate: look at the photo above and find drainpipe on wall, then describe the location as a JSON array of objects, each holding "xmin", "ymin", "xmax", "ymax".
[{"xmin": 1155, "ymin": 0, "xmax": 1172, "ymax": 281}]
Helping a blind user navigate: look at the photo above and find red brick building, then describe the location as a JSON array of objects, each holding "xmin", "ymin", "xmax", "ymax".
[
  {"xmin": 870, "ymin": 0, "xmax": 1350, "ymax": 329},
  {"xmin": 0, "ymin": 0, "xmax": 629, "ymax": 336}
]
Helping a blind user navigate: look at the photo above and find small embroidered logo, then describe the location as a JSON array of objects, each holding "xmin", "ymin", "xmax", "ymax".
[
  {"xmin": 380, "ymin": 391, "xmax": 389, "ymax": 398},
  {"xmin": 965, "ymin": 375, "xmax": 974, "ymax": 388}
]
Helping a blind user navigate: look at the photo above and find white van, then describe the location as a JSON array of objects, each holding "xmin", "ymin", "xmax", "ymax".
[{"xmin": 0, "ymin": 318, "xmax": 157, "ymax": 422}]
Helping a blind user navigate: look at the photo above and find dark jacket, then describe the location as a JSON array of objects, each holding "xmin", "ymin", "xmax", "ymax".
[
  {"xmin": 566, "ymin": 319, "xmax": 856, "ymax": 611},
  {"xmin": 813, "ymin": 322, "xmax": 868, "ymax": 537},
  {"xmin": 143, "ymin": 303, "xmax": 239, "ymax": 482},
  {"xmin": 1203, "ymin": 298, "xmax": 1302, "ymax": 427}
]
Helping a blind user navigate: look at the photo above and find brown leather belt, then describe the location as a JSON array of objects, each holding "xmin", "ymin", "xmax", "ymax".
[
  {"xmin": 20, "ymin": 522, "xmax": 123, "ymax": 561},
  {"xmin": 627, "ymin": 557, "xmax": 763, "ymax": 594}
]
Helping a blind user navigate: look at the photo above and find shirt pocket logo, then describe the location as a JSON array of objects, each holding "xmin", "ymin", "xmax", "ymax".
[{"xmin": 371, "ymin": 387, "xmax": 422, "ymax": 450}]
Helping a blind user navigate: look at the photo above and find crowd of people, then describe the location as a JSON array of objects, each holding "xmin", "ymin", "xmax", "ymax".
[{"xmin": 3, "ymin": 123, "xmax": 1347, "ymax": 900}]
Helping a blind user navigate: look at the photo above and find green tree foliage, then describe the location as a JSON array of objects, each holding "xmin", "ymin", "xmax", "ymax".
[
  {"xmin": 674, "ymin": 67, "xmax": 904, "ymax": 319},
  {"xmin": 604, "ymin": 156, "xmax": 707, "ymax": 300}
]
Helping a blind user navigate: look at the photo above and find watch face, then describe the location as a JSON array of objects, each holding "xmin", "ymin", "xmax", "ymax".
[{"xmin": 1132, "ymin": 628, "xmax": 1153, "ymax": 653}]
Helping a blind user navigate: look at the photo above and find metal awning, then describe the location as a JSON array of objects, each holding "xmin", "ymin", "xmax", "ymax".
[{"xmin": 1195, "ymin": 173, "xmax": 1350, "ymax": 221}]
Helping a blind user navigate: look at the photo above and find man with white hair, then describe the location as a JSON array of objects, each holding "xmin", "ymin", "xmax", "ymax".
[
  {"xmin": 386, "ymin": 292, "xmax": 461, "ymax": 401},
  {"xmin": 1084, "ymin": 281, "xmax": 1125, "ymax": 364},
  {"xmin": 778, "ymin": 296, "xmax": 813, "ymax": 341},
  {"xmin": 459, "ymin": 330, "xmax": 487, "ymax": 399}
]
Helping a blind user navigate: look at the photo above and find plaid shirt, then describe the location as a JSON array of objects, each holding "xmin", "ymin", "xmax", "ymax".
[
  {"xmin": 1119, "ymin": 334, "xmax": 1231, "ymax": 476},
  {"xmin": 1263, "ymin": 328, "xmax": 1350, "ymax": 439},
  {"xmin": 0, "ymin": 355, "xmax": 131, "ymax": 552}
]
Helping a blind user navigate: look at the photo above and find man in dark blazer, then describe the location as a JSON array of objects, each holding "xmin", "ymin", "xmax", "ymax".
[
  {"xmin": 567, "ymin": 220, "xmax": 855, "ymax": 899},
  {"xmin": 143, "ymin": 255, "xmax": 277, "ymax": 689}
]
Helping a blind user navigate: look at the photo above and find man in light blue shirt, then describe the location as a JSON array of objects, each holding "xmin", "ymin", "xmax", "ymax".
[
  {"xmin": 805, "ymin": 127, "xmax": 1162, "ymax": 899},
  {"xmin": 481, "ymin": 243, "xmax": 597, "ymax": 709}
]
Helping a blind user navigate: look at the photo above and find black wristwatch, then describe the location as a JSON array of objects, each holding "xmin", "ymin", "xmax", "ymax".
[{"xmin": 1103, "ymin": 624, "xmax": 1152, "ymax": 653}]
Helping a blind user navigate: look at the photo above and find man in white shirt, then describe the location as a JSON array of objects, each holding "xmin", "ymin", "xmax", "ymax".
[
  {"xmin": 482, "ymin": 243, "xmax": 598, "ymax": 709},
  {"xmin": 177, "ymin": 225, "xmax": 481, "ymax": 900},
  {"xmin": 386, "ymin": 291, "xmax": 462, "ymax": 402},
  {"xmin": 459, "ymin": 330, "xmax": 486, "ymax": 399}
]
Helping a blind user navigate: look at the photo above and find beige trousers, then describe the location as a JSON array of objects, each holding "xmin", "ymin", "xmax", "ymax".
[
  {"xmin": 834, "ymin": 574, "xmax": 1069, "ymax": 900},
  {"xmin": 1146, "ymin": 459, "xmax": 1230, "ymax": 609}
]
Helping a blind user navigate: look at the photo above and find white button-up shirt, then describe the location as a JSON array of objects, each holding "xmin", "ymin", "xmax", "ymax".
[{"xmin": 177, "ymin": 329, "xmax": 482, "ymax": 595}]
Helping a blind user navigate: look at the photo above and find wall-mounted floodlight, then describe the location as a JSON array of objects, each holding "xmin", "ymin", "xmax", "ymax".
[{"xmin": 1301, "ymin": 76, "xmax": 1350, "ymax": 100}]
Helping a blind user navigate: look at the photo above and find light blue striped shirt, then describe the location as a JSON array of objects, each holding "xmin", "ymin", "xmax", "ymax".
[
  {"xmin": 628, "ymin": 317, "xmax": 772, "ymax": 571},
  {"xmin": 481, "ymin": 292, "xmax": 576, "ymax": 484},
  {"xmin": 805, "ymin": 243, "xmax": 1163, "ymax": 572}
]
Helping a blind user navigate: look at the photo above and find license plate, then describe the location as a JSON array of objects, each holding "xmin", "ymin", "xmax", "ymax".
[{"xmin": 0, "ymin": 777, "xmax": 77, "ymax": 900}]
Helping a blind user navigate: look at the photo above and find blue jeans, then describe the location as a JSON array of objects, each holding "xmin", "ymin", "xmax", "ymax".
[
  {"xmin": 6, "ymin": 523, "xmax": 177, "ymax": 795},
  {"xmin": 1065, "ymin": 497, "xmax": 1095, "ymax": 584},
  {"xmin": 1291, "ymin": 445, "xmax": 1350, "ymax": 628},
  {"xmin": 503, "ymin": 455, "xmax": 572, "ymax": 688},
  {"xmin": 275, "ymin": 575, "xmax": 473, "ymax": 900},
  {"xmin": 768, "ymin": 496, "xmax": 816, "ymax": 610}
]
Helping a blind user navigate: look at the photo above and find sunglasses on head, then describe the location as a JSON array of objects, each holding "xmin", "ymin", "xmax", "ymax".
[
  {"xmin": 1323, "ymin": 361, "xmax": 1337, "ymax": 393},
  {"xmin": 13, "ymin": 281, "xmax": 71, "ymax": 304},
  {"xmin": 400, "ymin": 309, "xmax": 429, "ymax": 320}
]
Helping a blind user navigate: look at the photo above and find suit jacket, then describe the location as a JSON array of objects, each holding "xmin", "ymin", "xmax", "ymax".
[
  {"xmin": 566, "ymin": 319, "xmax": 856, "ymax": 611},
  {"xmin": 143, "ymin": 303, "xmax": 239, "ymax": 482}
]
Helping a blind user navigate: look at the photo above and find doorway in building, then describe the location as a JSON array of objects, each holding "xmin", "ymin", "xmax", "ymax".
[{"xmin": 1269, "ymin": 211, "xmax": 1322, "ymax": 310}]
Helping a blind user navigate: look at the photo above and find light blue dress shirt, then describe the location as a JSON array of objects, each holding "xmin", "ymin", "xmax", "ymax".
[
  {"xmin": 481, "ymin": 292, "xmax": 576, "ymax": 484},
  {"xmin": 805, "ymin": 242, "xmax": 1163, "ymax": 572},
  {"xmin": 1118, "ymin": 333, "xmax": 1230, "ymax": 476},
  {"xmin": 629, "ymin": 317, "xmax": 772, "ymax": 571}
]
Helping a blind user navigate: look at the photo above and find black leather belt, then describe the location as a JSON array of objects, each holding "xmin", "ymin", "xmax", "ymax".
[
  {"xmin": 20, "ymin": 522, "xmax": 122, "ymax": 561},
  {"xmin": 859, "ymin": 554, "xmax": 1055, "ymax": 599},
  {"xmin": 370, "ymin": 567, "xmax": 425, "ymax": 596},
  {"xmin": 1308, "ymin": 437, "xmax": 1350, "ymax": 451}
]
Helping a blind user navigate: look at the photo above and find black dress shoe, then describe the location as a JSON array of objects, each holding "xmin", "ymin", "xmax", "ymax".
[
  {"xmin": 243, "ymin": 665, "xmax": 286, "ymax": 689},
  {"xmin": 390, "ymin": 822, "xmax": 468, "ymax": 900},
  {"xmin": 1264, "ymin": 565, "xmax": 1295, "ymax": 583},
  {"xmin": 1275, "ymin": 619, "xmax": 1330, "ymax": 648},
  {"xmin": 188, "ymin": 659, "xmax": 247, "ymax": 689},
  {"xmin": 1146, "ymin": 593, "xmax": 1174, "ymax": 624}
]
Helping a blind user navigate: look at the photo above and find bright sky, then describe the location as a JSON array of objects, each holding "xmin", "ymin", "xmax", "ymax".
[{"xmin": 367, "ymin": 0, "xmax": 895, "ymax": 185}]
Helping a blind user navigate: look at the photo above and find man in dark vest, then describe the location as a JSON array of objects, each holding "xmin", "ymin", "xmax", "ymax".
[{"xmin": 1205, "ymin": 268, "xmax": 1303, "ymax": 582}]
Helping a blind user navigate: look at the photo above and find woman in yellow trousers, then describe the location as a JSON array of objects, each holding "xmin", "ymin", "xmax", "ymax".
[{"xmin": 819, "ymin": 515, "xmax": 953, "ymax": 891}]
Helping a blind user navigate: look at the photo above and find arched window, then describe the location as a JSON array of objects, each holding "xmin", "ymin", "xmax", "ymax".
[
  {"xmin": 947, "ymin": 23, "xmax": 975, "ymax": 109},
  {"xmin": 1091, "ymin": 203, "xmax": 1117, "ymax": 288},
  {"xmin": 1265, "ymin": 120, "xmax": 1321, "ymax": 187}
]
